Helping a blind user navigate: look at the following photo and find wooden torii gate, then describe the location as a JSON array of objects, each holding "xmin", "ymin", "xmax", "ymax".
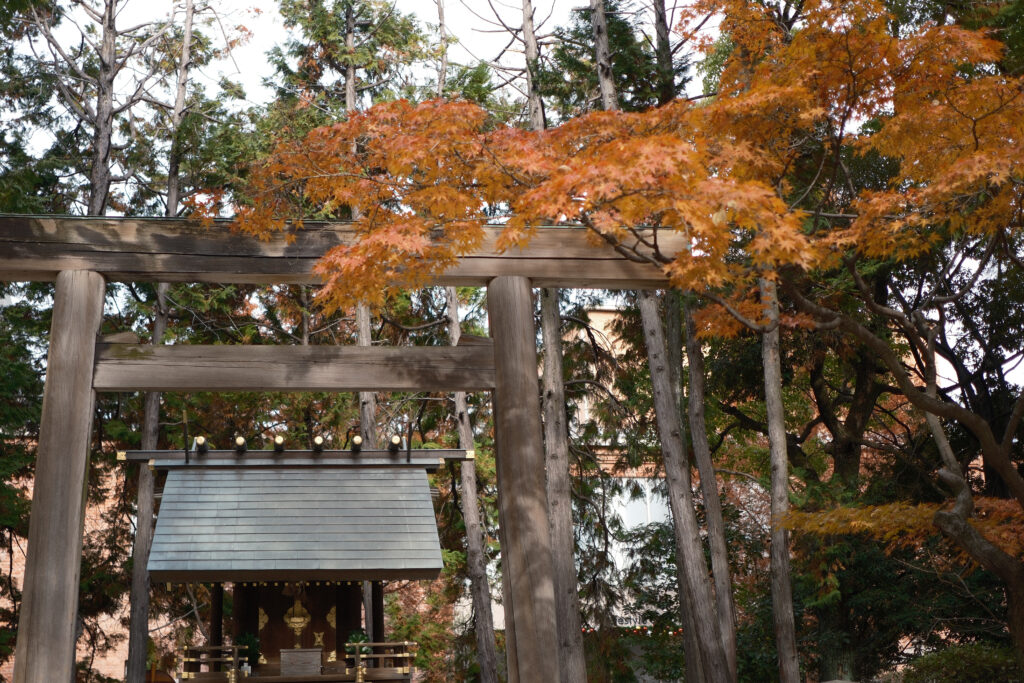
[{"xmin": 0, "ymin": 215, "xmax": 678, "ymax": 683}]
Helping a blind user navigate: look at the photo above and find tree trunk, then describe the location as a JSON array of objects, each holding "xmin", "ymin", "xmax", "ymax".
[
  {"xmin": 638, "ymin": 291, "xmax": 732, "ymax": 683},
  {"xmin": 1008, "ymin": 584, "xmax": 1024, "ymax": 668},
  {"xmin": 818, "ymin": 607, "xmax": 855, "ymax": 683},
  {"xmin": 496, "ymin": 473, "xmax": 519, "ymax": 682},
  {"xmin": 759, "ymin": 278, "xmax": 800, "ymax": 683},
  {"xmin": 683, "ymin": 297, "xmax": 738, "ymax": 680},
  {"xmin": 355, "ymin": 304, "xmax": 376, "ymax": 446},
  {"xmin": 652, "ymin": 0, "xmax": 676, "ymax": 105},
  {"xmin": 164, "ymin": 0, "xmax": 194, "ymax": 217},
  {"xmin": 590, "ymin": 0, "xmax": 617, "ymax": 111},
  {"xmin": 435, "ymin": 0, "xmax": 448, "ymax": 96},
  {"xmin": 126, "ymin": 4, "xmax": 192, "ymax": 678},
  {"xmin": 664, "ymin": 292, "xmax": 705, "ymax": 683},
  {"xmin": 345, "ymin": 4, "xmax": 358, "ymax": 113},
  {"xmin": 539, "ymin": 288, "xmax": 587, "ymax": 683},
  {"xmin": 87, "ymin": 0, "xmax": 117, "ymax": 216},
  {"xmin": 125, "ymin": 284, "xmax": 168, "ymax": 683},
  {"xmin": 445, "ymin": 287, "xmax": 500, "ymax": 683},
  {"xmin": 521, "ymin": 0, "xmax": 544, "ymax": 131},
  {"xmin": 356, "ymin": 301, "xmax": 376, "ymax": 636}
]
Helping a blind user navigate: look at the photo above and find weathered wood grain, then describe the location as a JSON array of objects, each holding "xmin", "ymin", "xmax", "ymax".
[
  {"xmin": 93, "ymin": 343, "xmax": 495, "ymax": 392},
  {"xmin": 14, "ymin": 271, "xmax": 105, "ymax": 683},
  {"xmin": 0, "ymin": 214, "xmax": 679, "ymax": 287},
  {"xmin": 487, "ymin": 276, "xmax": 560, "ymax": 683}
]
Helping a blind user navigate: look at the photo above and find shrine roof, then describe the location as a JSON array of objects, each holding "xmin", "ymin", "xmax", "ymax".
[{"xmin": 148, "ymin": 467, "xmax": 443, "ymax": 583}]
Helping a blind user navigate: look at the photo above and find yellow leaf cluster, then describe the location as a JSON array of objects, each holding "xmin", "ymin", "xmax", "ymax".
[{"xmin": 786, "ymin": 497, "xmax": 1024, "ymax": 562}]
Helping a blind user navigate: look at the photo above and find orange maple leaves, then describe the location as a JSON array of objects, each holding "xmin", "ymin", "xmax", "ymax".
[{"xmin": 233, "ymin": 0, "xmax": 1023, "ymax": 314}]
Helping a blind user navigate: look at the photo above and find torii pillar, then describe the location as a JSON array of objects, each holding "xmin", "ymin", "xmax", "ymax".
[
  {"xmin": 14, "ymin": 271, "xmax": 105, "ymax": 683},
  {"xmin": 487, "ymin": 276, "xmax": 559, "ymax": 682}
]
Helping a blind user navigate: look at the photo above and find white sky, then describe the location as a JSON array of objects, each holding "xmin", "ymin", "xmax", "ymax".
[{"xmin": 184, "ymin": 0, "xmax": 581, "ymax": 107}]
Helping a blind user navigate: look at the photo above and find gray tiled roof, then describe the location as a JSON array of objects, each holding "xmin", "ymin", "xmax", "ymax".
[{"xmin": 148, "ymin": 467, "xmax": 443, "ymax": 582}]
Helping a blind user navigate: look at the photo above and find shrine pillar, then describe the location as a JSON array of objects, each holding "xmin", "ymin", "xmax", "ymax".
[
  {"xmin": 487, "ymin": 276, "xmax": 559, "ymax": 682},
  {"xmin": 14, "ymin": 270, "xmax": 105, "ymax": 683}
]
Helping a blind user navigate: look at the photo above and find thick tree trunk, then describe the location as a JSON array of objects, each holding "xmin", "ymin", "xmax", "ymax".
[
  {"xmin": 759, "ymin": 278, "xmax": 800, "ymax": 683},
  {"xmin": 638, "ymin": 291, "xmax": 732, "ymax": 683},
  {"xmin": 539, "ymin": 289, "xmax": 587, "ymax": 683},
  {"xmin": 683, "ymin": 298, "xmax": 738, "ymax": 680},
  {"xmin": 818, "ymin": 607, "xmax": 856, "ymax": 683},
  {"xmin": 590, "ymin": 0, "xmax": 616, "ymax": 111},
  {"xmin": 516, "ymin": 7, "xmax": 572, "ymax": 679},
  {"xmin": 445, "ymin": 287, "xmax": 500, "ymax": 683}
]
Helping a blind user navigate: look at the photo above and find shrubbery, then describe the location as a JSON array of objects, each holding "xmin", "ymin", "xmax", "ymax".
[{"xmin": 902, "ymin": 644, "xmax": 1023, "ymax": 683}]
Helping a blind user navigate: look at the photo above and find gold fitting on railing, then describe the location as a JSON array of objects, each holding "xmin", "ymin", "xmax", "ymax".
[
  {"xmin": 465, "ymin": 449, "xmax": 475, "ymax": 460},
  {"xmin": 116, "ymin": 451, "xmax": 126, "ymax": 461},
  {"xmin": 355, "ymin": 651, "xmax": 366, "ymax": 683}
]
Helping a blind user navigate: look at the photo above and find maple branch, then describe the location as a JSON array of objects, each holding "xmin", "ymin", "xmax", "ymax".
[
  {"xmin": 1000, "ymin": 230, "xmax": 1024, "ymax": 270},
  {"xmin": 380, "ymin": 316, "xmax": 448, "ymax": 332},
  {"xmin": 716, "ymin": 401, "xmax": 819, "ymax": 479},
  {"xmin": 700, "ymin": 290, "xmax": 775, "ymax": 334},
  {"xmin": 780, "ymin": 276, "xmax": 1024, "ymax": 509},
  {"xmin": 931, "ymin": 468, "xmax": 1024, "ymax": 591},
  {"xmin": 844, "ymin": 255, "xmax": 928, "ymax": 359},
  {"xmin": 714, "ymin": 468, "xmax": 769, "ymax": 493},
  {"xmin": 709, "ymin": 421, "xmax": 741, "ymax": 456},
  {"xmin": 577, "ymin": 215, "xmax": 664, "ymax": 267},
  {"xmin": 923, "ymin": 236, "xmax": 996, "ymax": 308},
  {"xmin": 788, "ymin": 146, "xmax": 829, "ymax": 210}
]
